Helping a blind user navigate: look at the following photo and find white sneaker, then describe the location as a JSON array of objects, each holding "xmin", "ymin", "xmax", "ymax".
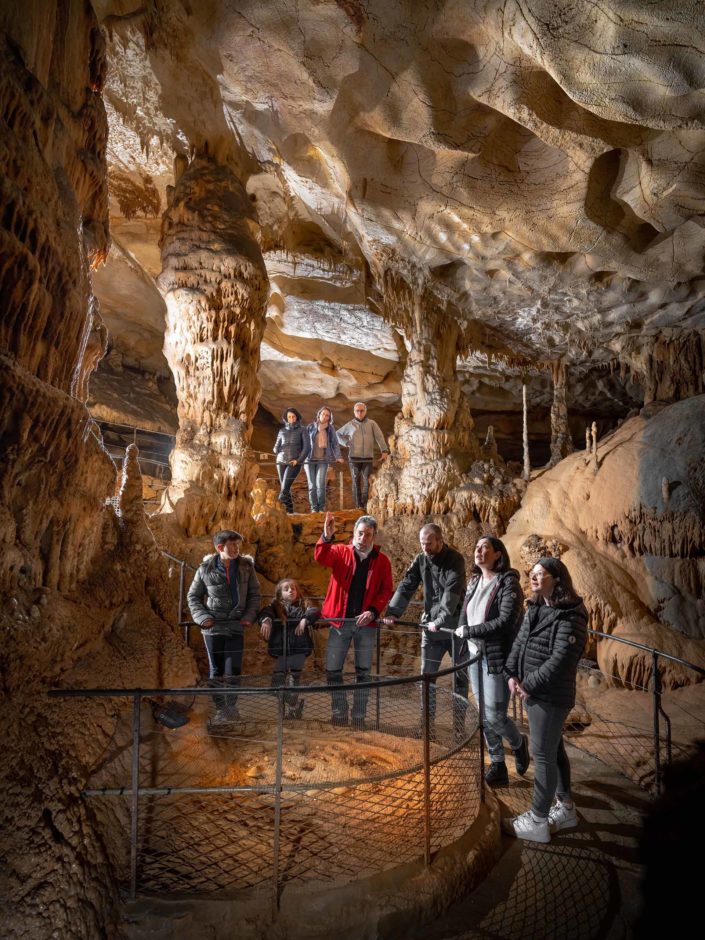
[
  {"xmin": 548, "ymin": 800, "xmax": 578, "ymax": 833},
  {"xmin": 502, "ymin": 810, "xmax": 550, "ymax": 843}
]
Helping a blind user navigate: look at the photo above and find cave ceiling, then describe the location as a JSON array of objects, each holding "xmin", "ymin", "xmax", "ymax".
[{"xmin": 91, "ymin": 0, "xmax": 705, "ymax": 431}]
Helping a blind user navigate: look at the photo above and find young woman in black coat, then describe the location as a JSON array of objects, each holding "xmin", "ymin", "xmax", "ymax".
[{"xmin": 503, "ymin": 557, "xmax": 588, "ymax": 843}]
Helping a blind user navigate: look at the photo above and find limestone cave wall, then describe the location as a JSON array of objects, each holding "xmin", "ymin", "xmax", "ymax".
[{"xmin": 0, "ymin": 5, "xmax": 195, "ymax": 937}]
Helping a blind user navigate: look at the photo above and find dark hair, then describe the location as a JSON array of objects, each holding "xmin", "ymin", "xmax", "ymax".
[
  {"xmin": 282, "ymin": 407, "xmax": 302, "ymax": 423},
  {"xmin": 533, "ymin": 556, "xmax": 581, "ymax": 605},
  {"xmin": 472, "ymin": 534, "xmax": 511, "ymax": 575},
  {"xmin": 213, "ymin": 529, "xmax": 243, "ymax": 548},
  {"xmin": 354, "ymin": 514, "xmax": 377, "ymax": 532}
]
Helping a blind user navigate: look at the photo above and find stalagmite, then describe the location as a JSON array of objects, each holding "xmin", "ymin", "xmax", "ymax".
[
  {"xmin": 522, "ymin": 379, "xmax": 530, "ymax": 481},
  {"xmin": 157, "ymin": 155, "xmax": 269, "ymax": 537},
  {"xmin": 548, "ymin": 360, "xmax": 574, "ymax": 466},
  {"xmin": 592, "ymin": 420, "xmax": 599, "ymax": 471},
  {"xmin": 369, "ymin": 269, "xmax": 479, "ymax": 518}
]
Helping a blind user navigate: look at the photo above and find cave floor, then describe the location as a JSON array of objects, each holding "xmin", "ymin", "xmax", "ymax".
[
  {"xmin": 117, "ymin": 743, "xmax": 647, "ymax": 939},
  {"xmin": 407, "ymin": 743, "xmax": 648, "ymax": 940}
]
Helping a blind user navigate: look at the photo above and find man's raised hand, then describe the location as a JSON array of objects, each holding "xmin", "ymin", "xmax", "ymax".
[{"xmin": 324, "ymin": 511, "xmax": 336, "ymax": 539}]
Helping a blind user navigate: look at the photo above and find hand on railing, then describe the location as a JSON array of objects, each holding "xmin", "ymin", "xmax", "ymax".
[{"xmin": 260, "ymin": 618, "xmax": 272, "ymax": 640}]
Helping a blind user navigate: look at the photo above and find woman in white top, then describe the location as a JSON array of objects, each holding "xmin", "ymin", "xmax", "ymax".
[{"xmin": 455, "ymin": 536, "xmax": 528, "ymax": 787}]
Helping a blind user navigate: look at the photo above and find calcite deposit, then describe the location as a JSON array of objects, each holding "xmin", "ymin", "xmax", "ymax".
[
  {"xmin": 504, "ymin": 395, "xmax": 705, "ymax": 689},
  {"xmin": 3, "ymin": 2, "xmax": 705, "ymax": 938},
  {"xmin": 157, "ymin": 154, "xmax": 269, "ymax": 536}
]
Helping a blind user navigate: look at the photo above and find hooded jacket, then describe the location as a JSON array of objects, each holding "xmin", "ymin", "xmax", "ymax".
[
  {"xmin": 386, "ymin": 544, "xmax": 466, "ymax": 634},
  {"xmin": 274, "ymin": 409, "xmax": 310, "ymax": 465},
  {"xmin": 456, "ymin": 569, "xmax": 524, "ymax": 673},
  {"xmin": 187, "ymin": 553, "xmax": 261, "ymax": 636},
  {"xmin": 504, "ymin": 598, "xmax": 588, "ymax": 707}
]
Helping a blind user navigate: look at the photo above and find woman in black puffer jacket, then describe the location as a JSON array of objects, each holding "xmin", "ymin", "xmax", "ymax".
[
  {"xmin": 503, "ymin": 557, "xmax": 588, "ymax": 844},
  {"xmin": 455, "ymin": 536, "xmax": 528, "ymax": 788},
  {"xmin": 273, "ymin": 407, "xmax": 310, "ymax": 513}
]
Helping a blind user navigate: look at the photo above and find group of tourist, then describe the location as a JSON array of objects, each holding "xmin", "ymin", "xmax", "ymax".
[
  {"xmin": 272, "ymin": 401, "xmax": 389, "ymax": 514},
  {"xmin": 188, "ymin": 515, "xmax": 587, "ymax": 845}
]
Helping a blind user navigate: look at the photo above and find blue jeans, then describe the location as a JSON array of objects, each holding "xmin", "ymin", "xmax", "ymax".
[
  {"xmin": 304, "ymin": 461, "xmax": 329, "ymax": 511},
  {"xmin": 277, "ymin": 462, "xmax": 302, "ymax": 513},
  {"xmin": 325, "ymin": 623, "xmax": 376, "ymax": 721},
  {"xmin": 469, "ymin": 656, "xmax": 522, "ymax": 763},
  {"xmin": 203, "ymin": 633, "xmax": 243, "ymax": 712},
  {"xmin": 349, "ymin": 459, "xmax": 373, "ymax": 509},
  {"xmin": 526, "ymin": 699, "xmax": 572, "ymax": 817},
  {"xmin": 420, "ymin": 631, "xmax": 469, "ymax": 722}
]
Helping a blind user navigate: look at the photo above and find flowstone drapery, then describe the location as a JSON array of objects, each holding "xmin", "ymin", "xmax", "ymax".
[{"xmin": 158, "ymin": 156, "xmax": 269, "ymax": 536}]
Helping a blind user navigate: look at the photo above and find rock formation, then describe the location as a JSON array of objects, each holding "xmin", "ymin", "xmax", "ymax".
[
  {"xmin": 0, "ymin": 7, "xmax": 195, "ymax": 937},
  {"xmin": 158, "ymin": 155, "xmax": 269, "ymax": 537},
  {"xmin": 370, "ymin": 268, "xmax": 480, "ymax": 518},
  {"xmin": 504, "ymin": 396, "xmax": 705, "ymax": 689},
  {"xmin": 549, "ymin": 360, "xmax": 574, "ymax": 466}
]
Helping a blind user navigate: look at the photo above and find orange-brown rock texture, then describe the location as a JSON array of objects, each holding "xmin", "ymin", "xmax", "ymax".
[
  {"xmin": 3, "ymin": 2, "xmax": 705, "ymax": 937},
  {"xmin": 1, "ymin": 5, "xmax": 195, "ymax": 937},
  {"xmin": 158, "ymin": 154, "xmax": 269, "ymax": 537}
]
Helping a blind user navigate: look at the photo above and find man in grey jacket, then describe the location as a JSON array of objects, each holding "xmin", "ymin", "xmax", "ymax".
[
  {"xmin": 187, "ymin": 529, "xmax": 261, "ymax": 722},
  {"xmin": 383, "ymin": 524, "xmax": 468, "ymax": 732},
  {"xmin": 336, "ymin": 402, "xmax": 390, "ymax": 510}
]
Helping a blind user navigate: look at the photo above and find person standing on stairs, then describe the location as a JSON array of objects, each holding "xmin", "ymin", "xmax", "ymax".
[
  {"xmin": 273, "ymin": 407, "xmax": 310, "ymax": 513},
  {"xmin": 304, "ymin": 406, "xmax": 343, "ymax": 513},
  {"xmin": 455, "ymin": 536, "xmax": 529, "ymax": 787},
  {"xmin": 336, "ymin": 402, "xmax": 389, "ymax": 511}
]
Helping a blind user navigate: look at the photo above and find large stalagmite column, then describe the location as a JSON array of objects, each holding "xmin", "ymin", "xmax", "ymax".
[
  {"xmin": 549, "ymin": 360, "xmax": 574, "ymax": 466},
  {"xmin": 158, "ymin": 156, "xmax": 269, "ymax": 537},
  {"xmin": 369, "ymin": 272, "xmax": 479, "ymax": 518}
]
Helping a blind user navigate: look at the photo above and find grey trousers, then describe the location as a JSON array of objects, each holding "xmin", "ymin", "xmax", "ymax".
[{"xmin": 526, "ymin": 698, "xmax": 572, "ymax": 817}]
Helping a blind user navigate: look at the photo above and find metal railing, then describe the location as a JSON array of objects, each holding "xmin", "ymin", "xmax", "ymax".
[
  {"xmin": 50, "ymin": 636, "xmax": 482, "ymax": 908},
  {"xmin": 507, "ymin": 629, "xmax": 705, "ymax": 797}
]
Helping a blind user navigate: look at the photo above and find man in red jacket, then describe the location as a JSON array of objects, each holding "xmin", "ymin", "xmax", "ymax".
[{"xmin": 315, "ymin": 512, "xmax": 394, "ymax": 727}]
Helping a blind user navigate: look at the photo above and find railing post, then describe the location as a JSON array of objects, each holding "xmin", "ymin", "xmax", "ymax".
[
  {"xmin": 339, "ymin": 470, "xmax": 344, "ymax": 510},
  {"xmin": 129, "ymin": 693, "xmax": 142, "ymax": 899},
  {"xmin": 272, "ymin": 688, "xmax": 285, "ymax": 917},
  {"xmin": 177, "ymin": 561, "xmax": 185, "ymax": 624},
  {"xmin": 422, "ymin": 675, "xmax": 432, "ymax": 867},
  {"xmin": 477, "ymin": 655, "xmax": 486, "ymax": 804},
  {"xmin": 451, "ymin": 631, "xmax": 458, "ymax": 696},
  {"xmin": 652, "ymin": 651, "xmax": 662, "ymax": 795},
  {"xmin": 375, "ymin": 626, "xmax": 382, "ymax": 730}
]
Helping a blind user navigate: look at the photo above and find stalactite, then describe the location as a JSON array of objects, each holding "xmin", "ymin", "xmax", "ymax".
[{"xmin": 157, "ymin": 154, "xmax": 269, "ymax": 537}]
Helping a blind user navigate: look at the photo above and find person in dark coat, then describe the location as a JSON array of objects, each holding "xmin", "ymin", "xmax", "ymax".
[
  {"xmin": 187, "ymin": 529, "xmax": 261, "ymax": 723},
  {"xmin": 384, "ymin": 524, "xmax": 468, "ymax": 732},
  {"xmin": 455, "ymin": 536, "xmax": 529, "ymax": 787},
  {"xmin": 502, "ymin": 557, "xmax": 588, "ymax": 843},
  {"xmin": 259, "ymin": 578, "xmax": 320, "ymax": 719},
  {"xmin": 273, "ymin": 407, "xmax": 310, "ymax": 513}
]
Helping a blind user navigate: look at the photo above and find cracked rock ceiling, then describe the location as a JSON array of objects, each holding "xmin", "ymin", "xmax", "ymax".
[{"xmin": 90, "ymin": 0, "xmax": 705, "ymax": 444}]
